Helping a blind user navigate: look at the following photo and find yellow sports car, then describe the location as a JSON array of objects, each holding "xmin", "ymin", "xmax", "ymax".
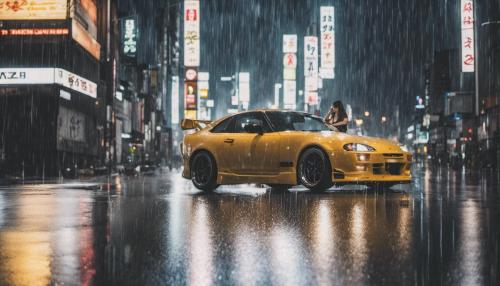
[{"xmin": 181, "ymin": 110, "xmax": 411, "ymax": 191}]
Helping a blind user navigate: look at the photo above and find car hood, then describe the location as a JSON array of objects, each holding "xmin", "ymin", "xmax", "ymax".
[{"xmin": 320, "ymin": 131, "xmax": 405, "ymax": 153}]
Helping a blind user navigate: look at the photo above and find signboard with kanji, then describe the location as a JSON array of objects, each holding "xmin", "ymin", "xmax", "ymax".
[
  {"xmin": 320, "ymin": 6, "xmax": 335, "ymax": 79},
  {"xmin": 461, "ymin": 0, "xmax": 474, "ymax": 73},
  {"xmin": 304, "ymin": 36, "xmax": 318, "ymax": 78},
  {"xmin": 283, "ymin": 34, "xmax": 298, "ymax": 53},
  {"xmin": 184, "ymin": 0, "xmax": 200, "ymax": 67}
]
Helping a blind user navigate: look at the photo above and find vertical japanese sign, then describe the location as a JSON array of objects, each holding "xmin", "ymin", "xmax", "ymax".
[
  {"xmin": 304, "ymin": 36, "xmax": 318, "ymax": 77},
  {"xmin": 283, "ymin": 34, "xmax": 298, "ymax": 80},
  {"xmin": 304, "ymin": 36, "xmax": 319, "ymax": 105},
  {"xmin": 184, "ymin": 0, "xmax": 200, "ymax": 67},
  {"xmin": 121, "ymin": 16, "xmax": 137, "ymax": 58},
  {"xmin": 283, "ymin": 35, "xmax": 297, "ymax": 108},
  {"xmin": 184, "ymin": 0, "xmax": 200, "ymax": 119},
  {"xmin": 283, "ymin": 35, "xmax": 298, "ymax": 53},
  {"xmin": 320, "ymin": 6, "xmax": 335, "ymax": 79},
  {"xmin": 461, "ymin": 0, "xmax": 474, "ymax": 72}
]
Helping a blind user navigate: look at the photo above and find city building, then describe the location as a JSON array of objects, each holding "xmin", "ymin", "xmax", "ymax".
[
  {"xmin": 0, "ymin": 0, "xmax": 118, "ymax": 177},
  {"xmin": 117, "ymin": 0, "xmax": 180, "ymax": 168},
  {"xmin": 477, "ymin": 0, "xmax": 500, "ymax": 168}
]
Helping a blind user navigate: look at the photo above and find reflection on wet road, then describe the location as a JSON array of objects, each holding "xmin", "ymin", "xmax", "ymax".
[{"xmin": 0, "ymin": 164, "xmax": 499, "ymax": 285}]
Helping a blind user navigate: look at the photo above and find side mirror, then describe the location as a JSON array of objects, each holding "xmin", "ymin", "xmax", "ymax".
[{"xmin": 244, "ymin": 123, "xmax": 264, "ymax": 135}]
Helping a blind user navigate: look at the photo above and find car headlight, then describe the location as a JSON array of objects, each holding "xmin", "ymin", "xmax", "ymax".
[
  {"xmin": 343, "ymin": 143, "xmax": 376, "ymax": 152},
  {"xmin": 399, "ymin": 144, "xmax": 409, "ymax": 152}
]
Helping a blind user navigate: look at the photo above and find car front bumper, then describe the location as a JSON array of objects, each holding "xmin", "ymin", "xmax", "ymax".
[{"xmin": 331, "ymin": 152, "xmax": 412, "ymax": 184}]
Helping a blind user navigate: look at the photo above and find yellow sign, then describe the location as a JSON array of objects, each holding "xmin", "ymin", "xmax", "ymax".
[{"xmin": 0, "ymin": 0, "xmax": 67, "ymax": 20}]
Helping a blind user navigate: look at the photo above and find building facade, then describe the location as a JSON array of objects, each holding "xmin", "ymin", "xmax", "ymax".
[{"xmin": 0, "ymin": 0, "xmax": 118, "ymax": 177}]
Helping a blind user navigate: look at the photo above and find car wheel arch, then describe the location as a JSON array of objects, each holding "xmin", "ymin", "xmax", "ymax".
[
  {"xmin": 296, "ymin": 144, "xmax": 333, "ymax": 178},
  {"xmin": 189, "ymin": 149, "xmax": 218, "ymax": 170},
  {"xmin": 296, "ymin": 144, "xmax": 332, "ymax": 166},
  {"xmin": 296, "ymin": 145, "xmax": 334, "ymax": 190}
]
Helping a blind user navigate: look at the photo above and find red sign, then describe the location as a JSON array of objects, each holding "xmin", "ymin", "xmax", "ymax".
[
  {"xmin": 0, "ymin": 28, "xmax": 69, "ymax": 36},
  {"xmin": 283, "ymin": 53, "xmax": 297, "ymax": 68}
]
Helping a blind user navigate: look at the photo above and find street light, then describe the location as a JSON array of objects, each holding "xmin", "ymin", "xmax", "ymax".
[
  {"xmin": 364, "ymin": 111, "xmax": 370, "ymax": 117},
  {"xmin": 381, "ymin": 116, "xmax": 387, "ymax": 123},
  {"xmin": 220, "ymin": 76, "xmax": 233, "ymax": 82},
  {"xmin": 274, "ymin": 83, "xmax": 282, "ymax": 109}
]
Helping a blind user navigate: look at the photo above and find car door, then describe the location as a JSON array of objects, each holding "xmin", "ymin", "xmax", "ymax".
[
  {"xmin": 223, "ymin": 112, "xmax": 280, "ymax": 175},
  {"xmin": 211, "ymin": 116, "xmax": 236, "ymax": 174}
]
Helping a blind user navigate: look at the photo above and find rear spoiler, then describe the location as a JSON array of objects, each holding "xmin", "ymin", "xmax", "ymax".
[{"xmin": 180, "ymin": 119, "xmax": 212, "ymax": 131}]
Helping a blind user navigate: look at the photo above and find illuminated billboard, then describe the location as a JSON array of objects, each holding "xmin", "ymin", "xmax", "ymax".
[
  {"xmin": 0, "ymin": 0, "xmax": 67, "ymax": 20},
  {"xmin": 0, "ymin": 28, "xmax": 69, "ymax": 36},
  {"xmin": 0, "ymin": 67, "xmax": 97, "ymax": 98},
  {"xmin": 121, "ymin": 16, "xmax": 138, "ymax": 58},
  {"xmin": 184, "ymin": 82, "xmax": 197, "ymax": 110}
]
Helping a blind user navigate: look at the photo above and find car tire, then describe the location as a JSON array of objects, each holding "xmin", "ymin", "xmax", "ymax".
[
  {"xmin": 298, "ymin": 147, "xmax": 333, "ymax": 191},
  {"xmin": 267, "ymin": 184, "xmax": 292, "ymax": 191},
  {"xmin": 190, "ymin": 151, "xmax": 219, "ymax": 191}
]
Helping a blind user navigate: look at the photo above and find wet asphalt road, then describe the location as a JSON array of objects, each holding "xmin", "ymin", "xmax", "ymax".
[{"xmin": 0, "ymin": 163, "xmax": 499, "ymax": 286}]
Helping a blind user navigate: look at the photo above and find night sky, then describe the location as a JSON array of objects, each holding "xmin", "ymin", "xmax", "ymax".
[{"xmin": 120, "ymin": 0, "xmax": 470, "ymax": 126}]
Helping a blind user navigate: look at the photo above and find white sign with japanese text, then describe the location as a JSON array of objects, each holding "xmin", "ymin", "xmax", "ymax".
[
  {"xmin": 461, "ymin": 0, "xmax": 474, "ymax": 72},
  {"xmin": 0, "ymin": 67, "xmax": 97, "ymax": 98},
  {"xmin": 54, "ymin": 68, "xmax": 97, "ymax": 98},
  {"xmin": 184, "ymin": 0, "xmax": 200, "ymax": 67},
  {"xmin": 320, "ymin": 6, "xmax": 335, "ymax": 78},
  {"xmin": 283, "ymin": 34, "xmax": 298, "ymax": 53},
  {"xmin": 304, "ymin": 36, "xmax": 318, "ymax": 78},
  {"xmin": 0, "ymin": 68, "xmax": 55, "ymax": 84}
]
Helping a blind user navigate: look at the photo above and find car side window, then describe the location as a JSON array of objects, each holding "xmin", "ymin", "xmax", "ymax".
[
  {"xmin": 232, "ymin": 112, "xmax": 271, "ymax": 133},
  {"xmin": 211, "ymin": 117, "xmax": 233, "ymax": 133}
]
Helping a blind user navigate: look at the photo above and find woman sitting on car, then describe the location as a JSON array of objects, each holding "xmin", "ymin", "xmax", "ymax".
[{"xmin": 324, "ymin": 100, "xmax": 349, "ymax": 133}]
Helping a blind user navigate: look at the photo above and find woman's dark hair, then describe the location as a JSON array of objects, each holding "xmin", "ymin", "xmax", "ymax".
[{"xmin": 333, "ymin": 100, "xmax": 348, "ymax": 119}]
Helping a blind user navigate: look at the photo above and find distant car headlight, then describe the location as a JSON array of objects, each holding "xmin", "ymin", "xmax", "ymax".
[
  {"xmin": 399, "ymin": 144, "xmax": 409, "ymax": 152},
  {"xmin": 343, "ymin": 143, "xmax": 376, "ymax": 152}
]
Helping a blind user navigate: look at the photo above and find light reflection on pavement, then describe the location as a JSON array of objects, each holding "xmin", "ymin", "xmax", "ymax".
[{"xmin": 0, "ymin": 164, "xmax": 498, "ymax": 285}]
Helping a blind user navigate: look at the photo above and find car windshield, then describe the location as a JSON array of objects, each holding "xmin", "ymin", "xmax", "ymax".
[{"xmin": 265, "ymin": 111, "xmax": 333, "ymax": 132}]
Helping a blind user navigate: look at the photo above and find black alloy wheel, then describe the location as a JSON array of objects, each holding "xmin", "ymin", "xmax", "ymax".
[
  {"xmin": 298, "ymin": 147, "xmax": 333, "ymax": 191},
  {"xmin": 190, "ymin": 151, "xmax": 218, "ymax": 191}
]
